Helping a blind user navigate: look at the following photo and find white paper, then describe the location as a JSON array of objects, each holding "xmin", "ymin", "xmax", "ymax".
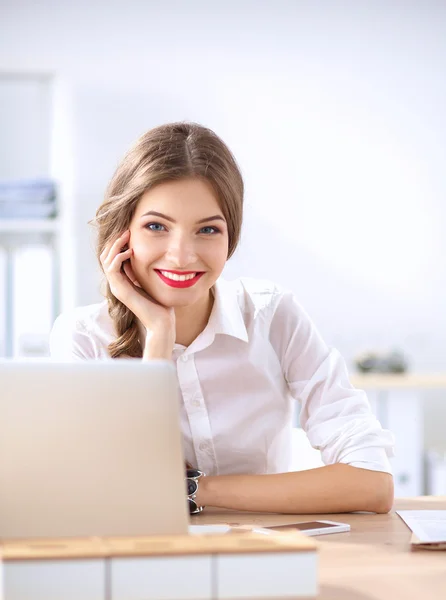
[{"xmin": 396, "ymin": 510, "xmax": 446, "ymax": 543}]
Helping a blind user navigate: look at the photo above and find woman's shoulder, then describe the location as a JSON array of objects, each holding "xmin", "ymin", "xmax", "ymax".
[
  {"xmin": 224, "ymin": 276, "xmax": 288, "ymax": 302},
  {"xmin": 51, "ymin": 300, "xmax": 115, "ymax": 341},
  {"xmin": 49, "ymin": 300, "xmax": 115, "ymax": 360},
  {"xmin": 220, "ymin": 276, "xmax": 292, "ymax": 316}
]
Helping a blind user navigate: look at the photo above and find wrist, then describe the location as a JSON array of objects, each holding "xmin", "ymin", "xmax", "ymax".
[
  {"xmin": 193, "ymin": 473, "xmax": 214, "ymax": 509},
  {"xmin": 142, "ymin": 328, "xmax": 174, "ymax": 360}
]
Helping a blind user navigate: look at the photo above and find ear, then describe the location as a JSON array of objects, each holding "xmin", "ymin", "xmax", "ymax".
[{"xmin": 122, "ymin": 260, "xmax": 142, "ymax": 288}]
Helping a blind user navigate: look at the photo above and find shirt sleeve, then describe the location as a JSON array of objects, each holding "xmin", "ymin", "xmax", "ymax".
[
  {"xmin": 49, "ymin": 313, "xmax": 97, "ymax": 360},
  {"xmin": 269, "ymin": 291, "xmax": 395, "ymax": 474}
]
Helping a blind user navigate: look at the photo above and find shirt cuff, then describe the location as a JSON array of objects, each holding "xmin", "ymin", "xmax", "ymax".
[{"xmin": 338, "ymin": 447, "xmax": 393, "ymax": 475}]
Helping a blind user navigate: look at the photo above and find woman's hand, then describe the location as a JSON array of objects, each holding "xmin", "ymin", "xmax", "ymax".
[{"xmin": 100, "ymin": 230, "xmax": 175, "ymax": 357}]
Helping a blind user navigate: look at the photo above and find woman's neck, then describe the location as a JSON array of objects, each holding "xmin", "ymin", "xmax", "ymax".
[
  {"xmin": 137, "ymin": 290, "xmax": 214, "ymax": 350},
  {"xmin": 174, "ymin": 291, "xmax": 214, "ymax": 347}
]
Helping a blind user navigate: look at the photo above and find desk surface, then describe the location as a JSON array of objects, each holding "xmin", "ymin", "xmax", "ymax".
[{"xmin": 192, "ymin": 496, "xmax": 446, "ymax": 600}]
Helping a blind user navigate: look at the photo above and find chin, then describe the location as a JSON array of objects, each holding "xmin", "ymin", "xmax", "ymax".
[
  {"xmin": 167, "ymin": 298, "xmax": 198, "ymax": 308},
  {"xmin": 147, "ymin": 284, "xmax": 206, "ymax": 308}
]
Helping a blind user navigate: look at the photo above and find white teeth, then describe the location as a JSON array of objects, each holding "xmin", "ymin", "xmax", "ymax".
[{"xmin": 160, "ymin": 271, "xmax": 197, "ymax": 281}]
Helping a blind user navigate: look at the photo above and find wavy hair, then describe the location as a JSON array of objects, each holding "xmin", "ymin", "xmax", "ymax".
[{"xmin": 93, "ymin": 122, "xmax": 244, "ymax": 358}]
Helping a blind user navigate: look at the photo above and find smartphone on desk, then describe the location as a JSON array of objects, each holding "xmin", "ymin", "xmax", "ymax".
[{"xmin": 266, "ymin": 520, "xmax": 351, "ymax": 537}]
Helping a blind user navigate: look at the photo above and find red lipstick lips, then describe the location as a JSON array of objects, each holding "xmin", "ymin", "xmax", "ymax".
[{"xmin": 155, "ymin": 270, "xmax": 205, "ymax": 289}]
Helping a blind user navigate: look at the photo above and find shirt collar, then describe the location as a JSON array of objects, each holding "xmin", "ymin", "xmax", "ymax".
[
  {"xmin": 209, "ymin": 277, "xmax": 249, "ymax": 343},
  {"xmin": 185, "ymin": 277, "xmax": 248, "ymax": 356}
]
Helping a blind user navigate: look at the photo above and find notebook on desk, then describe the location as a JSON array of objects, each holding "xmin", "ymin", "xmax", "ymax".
[
  {"xmin": 410, "ymin": 533, "xmax": 446, "ymax": 550},
  {"xmin": 397, "ymin": 510, "xmax": 446, "ymax": 550}
]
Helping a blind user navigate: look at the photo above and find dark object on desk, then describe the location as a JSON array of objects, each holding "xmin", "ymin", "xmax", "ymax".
[
  {"xmin": 186, "ymin": 468, "xmax": 206, "ymax": 515},
  {"xmin": 355, "ymin": 349, "xmax": 408, "ymax": 374}
]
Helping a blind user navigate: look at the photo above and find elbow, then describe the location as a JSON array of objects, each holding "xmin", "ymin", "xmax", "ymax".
[{"xmin": 373, "ymin": 473, "xmax": 394, "ymax": 514}]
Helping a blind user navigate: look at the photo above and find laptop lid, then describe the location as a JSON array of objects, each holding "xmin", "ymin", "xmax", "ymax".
[{"xmin": 0, "ymin": 360, "xmax": 189, "ymax": 539}]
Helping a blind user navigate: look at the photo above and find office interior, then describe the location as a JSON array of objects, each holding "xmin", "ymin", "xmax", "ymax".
[{"xmin": 1, "ymin": 0, "xmax": 445, "ymax": 499}]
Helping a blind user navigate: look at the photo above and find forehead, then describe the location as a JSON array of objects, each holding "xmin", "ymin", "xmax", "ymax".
[{"xmin": 135, "ymin": 178, "xmax": 223, "ymax": 219}]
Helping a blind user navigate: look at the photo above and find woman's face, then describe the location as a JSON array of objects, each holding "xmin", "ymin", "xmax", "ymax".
[{"xmin": 128, "ymin": 177, "xmax": 229, "ymax": 307}]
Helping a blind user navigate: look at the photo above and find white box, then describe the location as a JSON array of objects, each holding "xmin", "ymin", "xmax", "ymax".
[
  {"xmin": 111, "ymin": 555, "xmax": 213, "ymax": 600},
  {"xmin": 1, "ymin": 559, "xmax": 105, "ymax": 600},
  {"xmin": 216, "ymin": 552, "xmax": 318, "ymax": 599}
]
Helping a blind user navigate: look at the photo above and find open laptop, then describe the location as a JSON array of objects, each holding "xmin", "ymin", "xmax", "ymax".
[{"xmin": 0, "ymin": 360, "xmax": 189, "ymax": 539}]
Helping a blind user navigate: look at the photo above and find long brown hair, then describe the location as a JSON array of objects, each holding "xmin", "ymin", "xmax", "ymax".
[{"xmin": 93, "ymin": 122, "xmax": 244, "ymax": 359}]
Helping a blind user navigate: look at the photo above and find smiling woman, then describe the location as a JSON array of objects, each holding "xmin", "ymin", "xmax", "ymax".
[
  {"xmin": 91, "ymin": 123, "xmax": 243, "ymax": 357},
  {"xmin": 50, "ymin": 122, "xmax": 395, "ymax": 516}
]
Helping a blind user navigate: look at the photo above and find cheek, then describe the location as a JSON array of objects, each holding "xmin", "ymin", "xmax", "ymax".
[
  {"xmin": 130, "ymin": 239, "xmax": 159, "ymax": 269},
  {"xmin": 204, "ymin": 240, "xmax": 228, "ymax": 271},
  {"xmin": 130, "ymin": 231, "xmax": 157, "ymax": 255}
]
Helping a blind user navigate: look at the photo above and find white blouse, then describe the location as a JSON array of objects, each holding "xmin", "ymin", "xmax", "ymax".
[{"xmin": 50, "ymin": 277, "xmax": 395, "ymax": 477}]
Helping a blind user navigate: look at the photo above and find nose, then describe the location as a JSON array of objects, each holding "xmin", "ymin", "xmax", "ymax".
[{"xmin": 164, "ymin": 234, "xmax": 198, "ymax": 268}]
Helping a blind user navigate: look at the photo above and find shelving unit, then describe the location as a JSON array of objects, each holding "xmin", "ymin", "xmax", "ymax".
[
  {"xmin": 350, "ymin": 373, "xmax": 446, "ymax": 389},
  {"xmin": 0, "ymin": 73, "xmax": 62, "ymax": 358},
  {"xmin": 0, "ymin": 219, "xmax": 60, "ymax": 233},
  {"xmin": 0, "ymin": 218, "xmax": 61, "ymax": 358}
]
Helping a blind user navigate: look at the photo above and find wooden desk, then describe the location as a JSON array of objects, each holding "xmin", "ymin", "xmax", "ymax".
[{"xmin": 192, "ymin": 496, "xmax": 446, "ymax": 600}]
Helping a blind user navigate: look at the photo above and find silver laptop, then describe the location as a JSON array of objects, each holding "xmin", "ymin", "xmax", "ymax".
[{"xmin": 0, "ymin": 360, "xmax": 189, "ymax": 539}]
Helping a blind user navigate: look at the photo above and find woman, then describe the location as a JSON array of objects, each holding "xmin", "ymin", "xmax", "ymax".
[{"xmin": 50, "ymin": 122, "xmax": 395, "ymax": 514}]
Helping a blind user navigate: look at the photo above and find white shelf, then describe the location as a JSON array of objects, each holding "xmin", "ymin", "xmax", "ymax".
[
  {"xmin": 0, "ymin": 219, "xmax": 60, "ymax": 233},
  {"xmin": 350, "ymin": 373, "xmax": 446, "ymax": 390}
]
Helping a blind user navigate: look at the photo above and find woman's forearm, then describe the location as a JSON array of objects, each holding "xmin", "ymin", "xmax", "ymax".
[
  {"xmin": 142, "ymin": 328, "xmax": 174, "ymax": 360},
  {"xmin": 196, "ymin": 464, "xmax": 394, "ymax": 514}
]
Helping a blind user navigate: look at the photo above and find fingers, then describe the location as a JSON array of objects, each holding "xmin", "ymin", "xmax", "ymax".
[
  {"xmin": 122, "ymin": 260, "xmax": 142, "ymax": 288},
  {"xmin": 100, "ymin": 230, "xmax": 130, "ymax": 268},
  {"xmin": 100, "ymin": 230, "xmax": 148, "ymax": 308},
  {"xmin": 109, "ymin": 247, "xmax": 132, "ymax": 273}
]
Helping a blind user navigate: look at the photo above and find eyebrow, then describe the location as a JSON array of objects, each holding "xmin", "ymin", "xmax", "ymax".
[{"xmin": 140, "ymin": 210, "xmax": 226, "ymax": 225}]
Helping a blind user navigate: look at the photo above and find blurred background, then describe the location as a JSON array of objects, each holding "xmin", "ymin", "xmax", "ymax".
[{"xmin": 0, "ymin": 0, "xmax": 445, "ymax": 495}]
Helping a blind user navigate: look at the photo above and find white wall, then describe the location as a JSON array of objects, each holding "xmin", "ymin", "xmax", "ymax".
[{"xmin": 1, "ymin": 0, "xmax": 445, "ymax": 448}]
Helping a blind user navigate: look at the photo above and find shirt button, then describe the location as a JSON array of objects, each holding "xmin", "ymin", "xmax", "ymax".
[
  {"xmin": 181, "ymin": 354, "xmax": 188, "ymax": 362},
  {"xmin": 199, "ymin": 442, "xmax": 209, "ymax": 451},
  {"xmin": 192, "ymin": 398, "xmax": 201, "ymax": 407}
]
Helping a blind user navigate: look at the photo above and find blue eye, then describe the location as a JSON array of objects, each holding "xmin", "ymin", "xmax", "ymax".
[
  {"xmin": 146, "ymin": 222, "xmax": 166, "ymax": 232},
  {"xmin": 199, "ymin": 226, "xmax": 220, "ymax": 235}
]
